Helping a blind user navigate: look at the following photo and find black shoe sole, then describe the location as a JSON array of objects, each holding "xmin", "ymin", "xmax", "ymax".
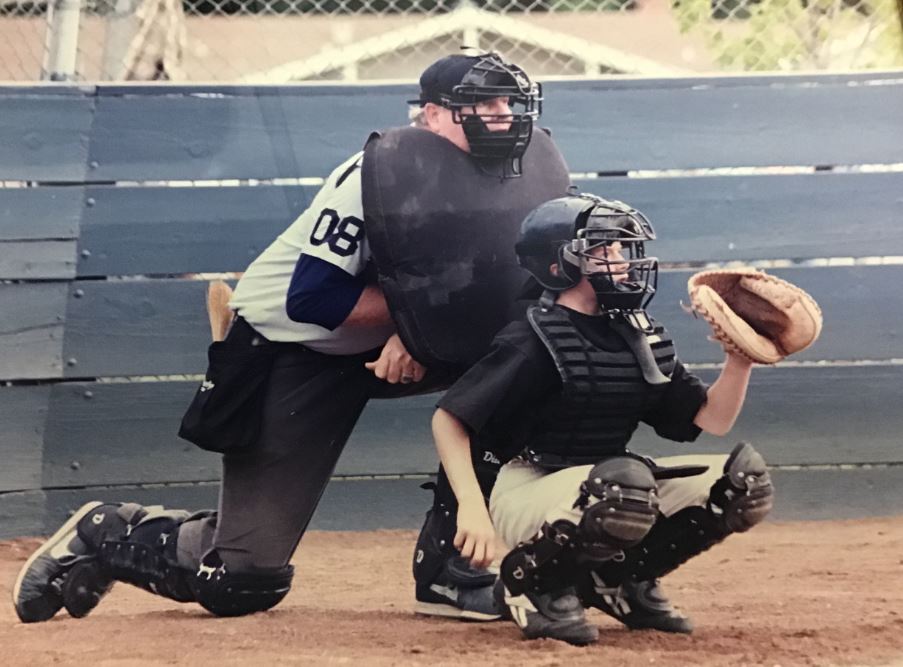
[{"xmin": 12, "ymin": 501, "xmax": 103, "ymax": 623}]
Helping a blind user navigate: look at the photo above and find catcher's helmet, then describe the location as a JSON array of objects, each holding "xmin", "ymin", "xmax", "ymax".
[
  {"xmin": 515, "ymin": 193, "xmax": 659, "ymax": 311},
  {"xmin": 414, "ymin": 52, "xmax": 541, "ymax": 178}
]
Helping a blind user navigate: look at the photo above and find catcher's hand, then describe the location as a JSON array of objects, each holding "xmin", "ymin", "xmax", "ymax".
[{"xmin": 687, "ymin": 268, "xmax": 822, "ymax": 364}]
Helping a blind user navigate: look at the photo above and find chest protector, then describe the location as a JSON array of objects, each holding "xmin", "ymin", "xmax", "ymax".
[
  {"xmin": 525, "ymin": 305, "xmax": 677, "ymax": 469},
  {"xmin": 362, "ymin": 126, "xmax": 570, "ymax": 369}
]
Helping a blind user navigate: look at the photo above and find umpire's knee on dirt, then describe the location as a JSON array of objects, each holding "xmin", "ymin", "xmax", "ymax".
[{"xmin": 188, "ymin": 550, "xmax": 294, "ymax": 617}]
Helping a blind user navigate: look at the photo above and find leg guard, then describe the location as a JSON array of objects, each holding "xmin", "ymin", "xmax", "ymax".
[
  {"xmin": 94, "ymin": 504, "xmax": 200, "ymax": 603},
  {"xmin": 91, "ymin": 503, "xmax": 294, "ymax": 617},
  {"xmin": 24, "ymin": 502, "xmax": 197, "ymax": 620},
  {"xmin": 187, "ymin": 550, "xmax": 294, "ymax": 617},
  {"xmin": 502, "ymin": 456, "xmax": 659, "ymax": 597},
  {"xmin": 413, "ymin": 463, "xmax": 497, "ymax": 587},
  {"xmin": 413, "ymin": 479, "xmax": 499, "ymax": 620},
  {"xmin": 413, "ymin": 482, "xmax": 469, "ymax": 587},
  {"xmin": 412, "ymin": 480, "xmax": 495, "ymax": 590},
  {"xmin": 579, "ymin": 443, "xmax": 774, "ymax": 627},
  {"xmin": 500, "ymin": 520, "xmax": 578, "ymax": 597},
  {"xmin": 499, "ymin": 523, "xmax": 599, "ymax": 645}
]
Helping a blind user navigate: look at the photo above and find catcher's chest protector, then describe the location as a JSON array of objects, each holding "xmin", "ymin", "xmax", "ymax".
[
  {"xmin": 525, "ymin": 305, "xmax": 676, "ymax": 468},
  {"xmin": 362, "ymin": 126, "xmax": 571, "ymax": 368}
]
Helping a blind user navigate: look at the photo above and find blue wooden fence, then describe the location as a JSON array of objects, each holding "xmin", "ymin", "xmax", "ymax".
[{"xmin": 1, "ymin": 74, "xmax": 902, "ymax": 538}]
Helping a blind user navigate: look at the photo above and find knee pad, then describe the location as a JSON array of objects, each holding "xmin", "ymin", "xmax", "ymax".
[
  {"xmin": 577, "ymin": 457, "xmax": 659, "ymax": 552},
  {"xmin": 709, "ymin": 442, "xmax": 774, "ymax": 533},
  {"xmin": 188, "ymin": 551, "xmax": 294, "ymax": 617}
]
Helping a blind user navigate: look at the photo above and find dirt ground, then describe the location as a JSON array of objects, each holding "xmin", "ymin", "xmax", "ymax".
[{"xmin": 3, "ymin": 517, "xmax": 903, "ymax": 667}]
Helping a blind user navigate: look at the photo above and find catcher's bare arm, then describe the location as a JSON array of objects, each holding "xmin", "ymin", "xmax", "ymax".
[
  {"xmin": 432, "ymin": 408, "xmax": 497, "ymax": 569},
  {"xmin": 693, "ymin": 353, "xmax": 753, "ymax": 436},
  {"xmin": 688, "ymin": 268, "xmax": 822, "ymax": 435}
]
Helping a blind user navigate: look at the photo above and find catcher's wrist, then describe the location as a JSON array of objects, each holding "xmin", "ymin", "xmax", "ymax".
[
  {"xmin": 458, "ymin": 494, "xmax": 487, "ymax": 510},
  {"xmin": 725, "ymin": 351, "xmax": 755, "ymax": 368}
]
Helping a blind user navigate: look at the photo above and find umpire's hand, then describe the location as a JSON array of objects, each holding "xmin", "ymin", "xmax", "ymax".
[{"xmin": 365, "ymin": 333, "xmax": 427, "ymax": 384}]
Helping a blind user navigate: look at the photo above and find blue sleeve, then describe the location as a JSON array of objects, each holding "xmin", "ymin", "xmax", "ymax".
[{"xmin": 285, "ymin": 254, "xmax": 366, "ymax": 330}]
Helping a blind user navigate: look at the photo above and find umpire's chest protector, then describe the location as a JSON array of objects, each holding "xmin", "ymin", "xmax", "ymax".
[{"xmin": 362, "ymin": 126, "xmax": 570, "ymax": 368}]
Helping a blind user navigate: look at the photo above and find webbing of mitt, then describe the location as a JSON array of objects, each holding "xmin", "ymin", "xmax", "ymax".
[{"xmin": 686, "ymin": 268, "xmax": 823, "ymax": 365}]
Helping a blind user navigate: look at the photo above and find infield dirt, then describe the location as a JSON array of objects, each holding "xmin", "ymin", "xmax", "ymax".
[{"xmin": 4, "ymin": 516, "xmax": 903, "ymax": 666}]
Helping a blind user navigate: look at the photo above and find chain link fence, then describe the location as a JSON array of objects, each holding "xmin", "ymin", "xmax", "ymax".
[{"xmin": 1, "ymin": 0, "xmax": 901, "ymax": 81}]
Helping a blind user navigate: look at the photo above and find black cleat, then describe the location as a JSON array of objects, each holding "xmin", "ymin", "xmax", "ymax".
[
  {"xmin": 583, "ymin": 574, "xmax": 693, "ymax": 634},
  {"xmin": 62, "ymin": 560, "xmax": 115, "ymax": 618},
  {"xmin": 414, "ymin": 556, "xmax": 501, "ymax": 622},
  {"xmin": 12, "ymin": 502, "xmax": 114, "ymax": 623},
  {"xmin": 501, "ymin": 584, "xmax": 599, "ymax": 645}
]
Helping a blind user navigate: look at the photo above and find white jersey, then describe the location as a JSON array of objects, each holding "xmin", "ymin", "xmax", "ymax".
[{"xmin": 230, "ymin": 152, "xmax": 395, "ymax": 354}]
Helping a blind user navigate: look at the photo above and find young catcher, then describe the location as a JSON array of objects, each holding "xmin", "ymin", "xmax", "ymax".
[{"xmin": 430, "ymin": 193, "xmax": 821, "ymax": 644}]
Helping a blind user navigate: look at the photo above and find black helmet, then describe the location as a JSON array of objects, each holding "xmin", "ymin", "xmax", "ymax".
[
  {"xmin": 414, "ymin": 52, "xmax": 541, "ymax": 178},
  {"xmin": 515, "ymin": 193, "xmax": 659, "ymax": 311}
]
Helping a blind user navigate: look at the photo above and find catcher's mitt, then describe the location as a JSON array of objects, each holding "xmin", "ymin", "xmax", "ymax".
[{"xmin": 687, "ymin": 268, "xmax": 822, "ymax": 364}]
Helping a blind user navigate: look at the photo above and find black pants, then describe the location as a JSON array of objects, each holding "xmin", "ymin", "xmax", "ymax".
[{"xmin": 178, "ymin": 319, "xmax": 454, "ymax": 572}]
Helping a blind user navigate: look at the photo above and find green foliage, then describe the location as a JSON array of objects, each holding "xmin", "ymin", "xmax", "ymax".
[{"xmin": 673, "ymin": 0, "xmax": 903, "ymax": 70}]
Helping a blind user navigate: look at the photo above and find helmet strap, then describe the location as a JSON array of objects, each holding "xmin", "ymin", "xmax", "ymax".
[
  {"xmin": 608, "ymin": 314, "xmax": 671, "ymax": 385},
  {"xmin": 539, "ymin": 289, "xmax": 557, "ymax": 312}
]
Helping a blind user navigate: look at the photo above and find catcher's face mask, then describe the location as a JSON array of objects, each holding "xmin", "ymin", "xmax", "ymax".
[{"xmin": 561, "ymin": 201, "xmax": 659, "ymax": 311}]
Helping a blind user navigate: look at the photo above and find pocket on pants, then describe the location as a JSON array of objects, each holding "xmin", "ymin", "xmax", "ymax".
[{"xmin": 178, "ymin": 341, "xmax": 281, "ymax": 454}]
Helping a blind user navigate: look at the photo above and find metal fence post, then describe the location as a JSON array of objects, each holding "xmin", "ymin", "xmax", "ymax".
[{"xmin": 42, "ymin": 0, "xmax": 83, "ymax": 81}]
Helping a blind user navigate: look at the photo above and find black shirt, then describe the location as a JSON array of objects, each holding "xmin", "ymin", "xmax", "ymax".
[{"xmin": 437, "ymin": 307, "xmax": 709, "ymax": 463}]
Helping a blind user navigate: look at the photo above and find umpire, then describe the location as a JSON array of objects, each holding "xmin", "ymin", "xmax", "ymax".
[{"xmin": 13, "ymin": 52, "xmax": 570, "ymax": 622}]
